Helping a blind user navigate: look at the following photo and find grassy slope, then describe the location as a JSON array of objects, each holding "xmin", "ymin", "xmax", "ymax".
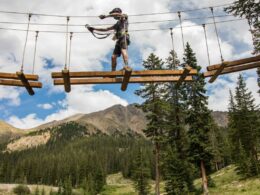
[
  {"xmin": 100, "ymin": 173, "xmax": 137, "ymax": 195},
  {"xmin": 101, "ymin": 165, "xmax": 260, "ymax": 195},
  {"xmin": 194, "ymin": 165, "xmax": 260, "ymax": 195},
  {"xmin": 1, "ymin": 165, "xmax": 259, "ymax": 195}
]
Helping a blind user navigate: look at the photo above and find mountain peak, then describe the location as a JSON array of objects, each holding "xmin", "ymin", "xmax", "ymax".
[{"xmin": 0, "ymin": 120, "xmax": 24, "ymax": 144}]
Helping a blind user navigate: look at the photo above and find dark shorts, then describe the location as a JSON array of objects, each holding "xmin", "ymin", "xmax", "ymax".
[{"xmin": 113, "ymin": 36, "xmax": 130, "ymax": 57}]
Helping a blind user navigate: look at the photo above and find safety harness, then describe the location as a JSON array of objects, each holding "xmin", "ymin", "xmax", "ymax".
[{"xmin": 85, "ymin": 24, "xmax": 112, "ymax": 39}]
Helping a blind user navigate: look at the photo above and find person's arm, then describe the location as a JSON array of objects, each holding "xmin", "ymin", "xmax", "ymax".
[{"xmin": 99, "ymin": 13, "xmax": 127, "ymax": 20}]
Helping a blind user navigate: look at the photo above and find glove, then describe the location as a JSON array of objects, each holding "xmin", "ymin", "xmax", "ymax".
[{"xmin": 99, "ymin": 15, "xmax": 106, "ymax": 19}]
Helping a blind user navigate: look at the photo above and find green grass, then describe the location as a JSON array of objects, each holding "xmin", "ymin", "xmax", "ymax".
[
  {"xmin": 194, "ymin": 165, "xmax": 260, "ymax": 195},
  {"xmin": 1, "ymin": 165, "xmax": 259, "ymax": 195},
  {"xmin": 101, "ymin": 165, "xmax": 260, "ymax": 195},
  {"xmin": 100, "ymin": 173, "xmax": 137, "ymax": 195}
]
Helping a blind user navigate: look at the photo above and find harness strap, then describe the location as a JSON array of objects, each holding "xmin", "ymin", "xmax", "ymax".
[{"xmin": 85, "ymin": 24, "xmax": 112, "ymax": 39}]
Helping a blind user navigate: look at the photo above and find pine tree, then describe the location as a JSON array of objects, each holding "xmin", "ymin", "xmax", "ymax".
[
  {"xmin": 132, "ymin": 148, "xmax": 151, "ymax": 195},
  {"xmin": 135, "ymin": 53, "xmax": 168, "ymax": 195},
  {"xmin": 225, "ymin": 0, "xmax": 260, "ymax": 54},
  {"xmin": 184, "ymin": 43, "xmax": 213, "ymax": 195},
  {"xmin": 225, "ymin": 0, "xmax": 260, "ymax": 93},
  {"xmin": 62, "ymin": 177, "xmax": 73, "ymax": 195},
  {"xmin": 228, "ymin": 74, "xmax": 260, "ymax": 176},
  {"xmin": 163, "ymin": 50, "xmax": 194, "ymax": 194}
]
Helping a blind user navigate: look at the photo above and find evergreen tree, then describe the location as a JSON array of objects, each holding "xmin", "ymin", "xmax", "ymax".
[
  {"xmin": 135, "ymin": 53, "xmax": 168, "ymax": 195},
  {"xmin": 62, "ymin": 177, "xmax": 73, "ymax": 195},
  {"xmin": 228, "ymin": 74, "xmax": 260, "ymax": 176},
  {"xmin": 132, "ymin": 148, "xmax": 151, "ymax": 195},
  {"xmin": 225, "ymin": 0, "xmax": 260, "ymax": 93},
  {"xmin": 163, "ymin": 50, "xmax": 194, "ymax": 194},
  {"xmin": 184, "ymin": 43, "xmax": 213, "ymax": 195},
  {"xmin": 225, "ymin": 0, "xmax": 260, "ymax": 54}
]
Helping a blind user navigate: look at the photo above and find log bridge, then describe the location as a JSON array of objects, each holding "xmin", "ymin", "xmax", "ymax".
[
  {"xmin": 204, "ymin": 55, "xmax": 260, "ymax": 83},
  {"xmin": 0, "ymin": 72, "xmax": 42, "ymax": 95},
  {"xmin": 52, "ymin": 65, "xmax": 197, "ymax": 92}
]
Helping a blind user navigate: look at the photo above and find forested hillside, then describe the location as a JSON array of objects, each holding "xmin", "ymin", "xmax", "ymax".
[{"xmin": 0, "ymin": 122, "xmax": 153, "ymax": 194}]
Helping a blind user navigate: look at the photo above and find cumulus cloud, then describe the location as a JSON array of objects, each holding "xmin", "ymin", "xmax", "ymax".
[
  {"xmin": 0, "ymin": 87, "xmax": 21, "ymax": 105},
  {"xmin": 8, "ymin": 86, "xmax": 128, "ymax": 129},
  {"xmin": 37, "ymin": 103, "xmax": 53, "ymax": 110}
]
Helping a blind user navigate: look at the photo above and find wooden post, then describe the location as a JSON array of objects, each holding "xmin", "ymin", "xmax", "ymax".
[
  {"xmin": 0, "ymin": 72, "xmax": 38, "ymax": 81},
  {"xmin": 209, "ymin": 62, "xmax": 227, "ymax": 83},
  {"xmin": 204, "ymin": 61, "xmax": 260, "ymax": 78},
  {"xmin": 207, "ymin": 55, "xmax": 260, "ymax": 71},
  {"xmin": 53, "ymin": 76, "xmax": 193, "ymax": 85},
  {"xmin": 51, "ymin": 69, "xmax": 198, "ymax": 78},
  {"xmin": 121, "ymin": 66, "xmax": 132, "ymax": 91},
  {"xmin": 0, "ymin": 79, "xmax": 42, "ymax": 88},
  {"xmin": 62, "ymin": 69, "xmax": 71, "ymax": 93},
  {"xmin": 16, "ymin": 71, "xmax": 35, "ymax": 95},
  {"xmin": 176, "ymin": 65, "xmax": 192, "ymax": 88}
]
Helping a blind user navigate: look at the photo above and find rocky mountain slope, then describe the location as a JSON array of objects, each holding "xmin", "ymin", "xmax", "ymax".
[
  {"xmin": 0, "ymin": 121, "xmax": 25, "ymax": 144},
  {"xmin": 1, "ymin": 104, "xmax": 228, "ymax": 151}
]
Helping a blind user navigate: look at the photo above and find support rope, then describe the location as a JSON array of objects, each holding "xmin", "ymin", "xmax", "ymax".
[
  {"xmin": 202, "ymin": 24, "xmax": 211, "ymax": 66},
  {"xmin": 68, "ymin": 32, "xmax": 73, "ymax": 70},
  {"xmin": 32, "ymin": 31, "xmax": 39, "ymax": 74},
  {"xmin": 178, "ymin": 11, "xmax": 185, "ymax": 52},
  {"xmin": 210, "ymin": 7, "xmax": 224, "ymax": 62},
  {"xmin": 170, "ymin": 28, "xmax": 176, "ymax": 69},
  {"xmin": 21, "ymin": 13, "xmax": 32, "ymax": 72},
  {"xmin": 124, "ymin": 17, "xmax": 128, "ymax": 66},
  {"xmin": 64, "ymin": 16, "xmax": 70, "ymax": 70}
]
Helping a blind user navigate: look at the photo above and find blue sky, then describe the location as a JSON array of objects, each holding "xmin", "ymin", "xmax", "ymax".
[{"xmin": 0, "ymin": 0, "xmax": 259, "ymax": 129}]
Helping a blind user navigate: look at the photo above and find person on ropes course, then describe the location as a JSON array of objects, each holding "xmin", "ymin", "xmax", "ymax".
[{"xmin": 86, "ymin": 8, "xmax": 130, "ymax": 71}]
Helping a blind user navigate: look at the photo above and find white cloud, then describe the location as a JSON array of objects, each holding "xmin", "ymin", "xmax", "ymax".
[
  {"xmin": 8, "ymin": 86, "xmax": 128, "ymax": 129},
  {"xmin": 8, "ymin": 113, "xmax": 44, "ymax": 129},
  {"xmin": 37, "ymin": 103, "xmax": 53, "ymax": 110},
  {"xmin": 0, "ymin": 86, "xmax": 21, "ymax": 106},
  {"xmin": 207, "ymin": 70, "xmax": 260, "ymax": 111}
]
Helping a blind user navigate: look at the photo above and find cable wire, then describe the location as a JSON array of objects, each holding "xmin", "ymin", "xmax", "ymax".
[
  {"xmin": 0, "ymin": 14, "xmax": 234, "ymax": 27},
  {"xmin": 68, "ymin": 32, "xmax": 73, "ymax": 70},
  {"xmin": 169, "ymin": 28, "xmax": 176, "ymax": 69},
  {"xmin": 32, "ymin": 31, "xmax": 39, "ymax": 74},
  {"xmin": 0, "ymin": 18, "xmax": 246, "ymax": 34},
  {"xmin": 178, "ymin": 11, "xmax": 185, "ymax": 53},
  {"xmin": 64, "ymin": 16, "xmax": 69, "ymax": 70},
  {"xmin": 202, "ymin": 24, "xmax": 211, "ymax": 66},
  {"xmin": 210, "ymin": 7, "xmax": 224, "ymax": 62},
  {"xmin": 0, "ymin": 3, "xmax": 232, "ymax": 18},
  {"xmin": 21, "ymin": 13, "xmax": 31, "ymax": 72}
]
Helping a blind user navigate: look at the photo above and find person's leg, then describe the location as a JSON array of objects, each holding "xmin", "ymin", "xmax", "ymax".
[
  {"xmin": 121, "ymin": 49, "xmax": 128, "ymax": 66},
  {"xmin": 111, "ymin": 54, "xmax": 117, "ymax": 71},
  {"xmin": 111, "ymin": 41, "xmax": 121, "ymax": 71}
]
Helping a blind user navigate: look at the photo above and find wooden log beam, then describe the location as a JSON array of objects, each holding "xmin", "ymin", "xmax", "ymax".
[
  {"xmin": 0, "ymin": 79, "xmax": 42, "ymax": 88},
  {"xmin": 16, "ymin": 72, "xmax": 35, "ymax": 95},
  {"xmin": 0, "ymin": 72, "xmax": 39, "ymax": 81},
  {"xmin": 62, "ymin": 69, "xmax": 71, "ymax": 93},
  {"xmin": 209, "ymin": 62, "xmax": 227, "ymax": 83},
  {"xmin": 51, "ymin": 69, "xmax": 198, "ymax": 78},
  {"xmin": 53, "ymin": 76, "xmax": 193, "ymax": 85},
  {"xmin": 204, "ymin": 61, "xmax": 260, "ymax": 78},
  {"xmin": 176, "ymin": 65, "xmax": 192, "ymax": 88},
  {"xmin": 121, "ymin": 66, "xmax": 132, "ymax": 91},
  {"xmin": 207, "ymin": 55, "xmax": 260, "ymax": 71}
]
